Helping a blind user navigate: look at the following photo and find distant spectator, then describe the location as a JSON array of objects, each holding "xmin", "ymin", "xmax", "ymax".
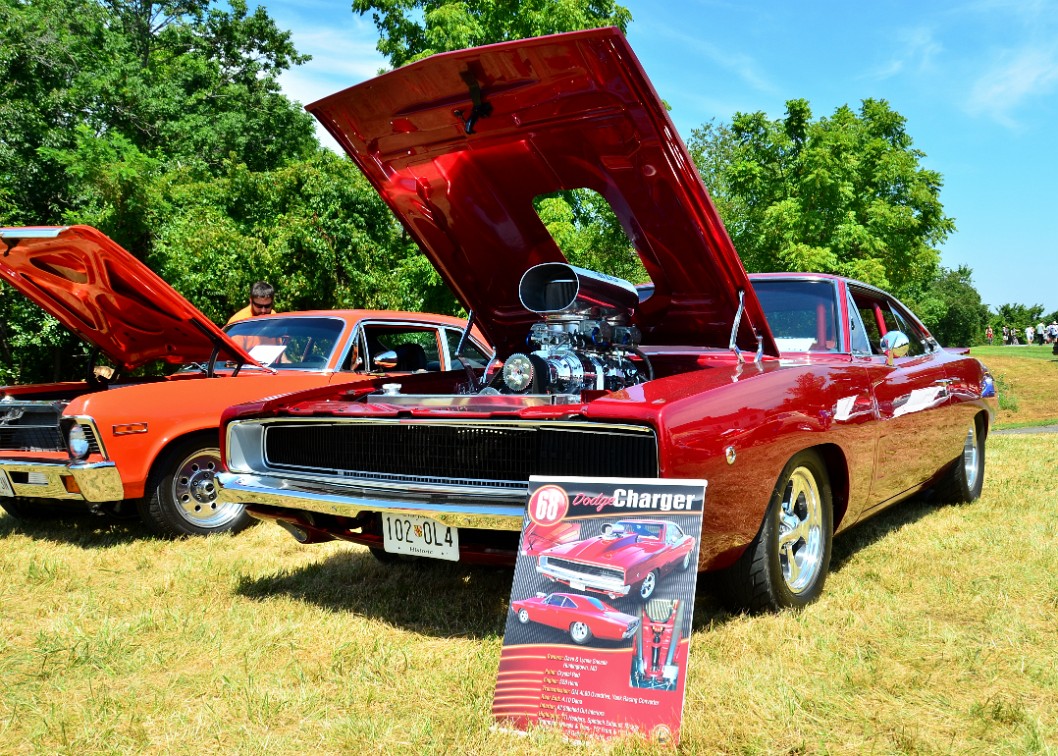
[
  {"xmin": 227, "ymin": 281, "xmax": 278, "ymax": 325},
  {"xmin": 985, "ymin": 326, "xmax": 993, "ymax": 345},
  {"xmin": 1038, "ymin": 321, "xmax": 1047, "ymax": 345},
  {"xmin": 1002, "ymin": 325, "xmax": 1010, "ymax": 345},
  {"xmin": 1026, "ymin": 324, "xmax": 1035, "ymax": 345}
]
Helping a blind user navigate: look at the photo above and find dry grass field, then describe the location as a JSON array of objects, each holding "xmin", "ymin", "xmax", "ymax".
[
  {"xmin": 1, "ymin": 348, "xmax": 1055, "ymax": 754},
  {"xmin": 972, "ymin": 345, "xmax": 1058, "ymax": 427}
]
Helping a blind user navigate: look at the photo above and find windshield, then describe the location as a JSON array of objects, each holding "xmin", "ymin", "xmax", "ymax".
[
  {"xmin": 224, "ymin": 316, "xmax": 345, "ymax": 370},
  {"xmin": 753, "ymin": 279, "xmax": 842, "ymax": 354}
]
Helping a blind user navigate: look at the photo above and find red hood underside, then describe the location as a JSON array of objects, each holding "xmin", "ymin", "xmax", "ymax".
[
  {"xmin": 0, "ymin": 226, "xmax": 256, "ymax": 370},
  {"xmin": 308, "ymin": 27, "xmax": 776, "ymax": 358}
]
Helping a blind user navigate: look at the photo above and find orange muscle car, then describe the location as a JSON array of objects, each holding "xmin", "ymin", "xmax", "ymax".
[{"xmin": 0, "ymin": 225, "xmax": 490, "ymax": 536}]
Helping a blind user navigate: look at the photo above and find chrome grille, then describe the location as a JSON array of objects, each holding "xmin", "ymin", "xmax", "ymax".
[
  {"xmin": 0, "ymin": 402, "xmax": 65, "ymax": 452},
  {"xmin": 544, "ymin": 558, "xmax": 625, "ymax": 581},
  {"xmin": 263, "ymin": 421, "xmax": 658, "ymax": 485}
]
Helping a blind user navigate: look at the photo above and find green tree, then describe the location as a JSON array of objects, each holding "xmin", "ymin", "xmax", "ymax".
[
  {"xmin": 352, "ymin": 0, "xmax": 631, "ymax": 67},
  {"xmin": 991, "ymin": 303, "xmax": 1045, "ymax": 340},
  {"xmin": 0, "ymin": 0, "xmax": 323, "ymax": 382},
  {"xmin": 146, "ymin": 152, "xmax": 419, "ymax": 324},
  {"xmin": 0, "ymin": 0, "xmax": 317, "ymax": 231},
  {"xmin": 687, "ymin": 99, "xmax": 956, "ymax": 299},
  {"xmin": 905, "ymin": 266, "xmax": 990, "ymax": 347}
]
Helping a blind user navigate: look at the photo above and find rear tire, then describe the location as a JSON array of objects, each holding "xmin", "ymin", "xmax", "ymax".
[
  {"xmin": 720, "ymin": 449, "xmax": 833, "ymax": 613},
  {"xmin": 933, "ymin": 417, "xmax": 985, "ymax": 503},
  {"xmin": 569, "ymin": 621, "xmax": 593, "ymax": 645},
  {"xmin": 138, "ymin": 436, "xmax": 252, "ymax": 537}
]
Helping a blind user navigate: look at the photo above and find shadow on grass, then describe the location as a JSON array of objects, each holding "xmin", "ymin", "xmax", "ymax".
[
  {"xmin": 233, "ymin": 493, "xmax": 954, "ymax": 638},
  {"xmin": 0, "ymin": 508, "xmax": 156, "ymax": 548},
  {"xmin": 829, "ymin": 493, "xmax": 942, "ymax": 574},
  {"xmin": 236, "ymin": 550, "xmax": 517, "ymax": 639}
]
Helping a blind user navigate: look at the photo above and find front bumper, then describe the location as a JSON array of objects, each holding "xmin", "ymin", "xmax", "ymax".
[
  {"xmin": 214, "ymin": 471, "xmax": 526, "ymax": 531},
  {"xmin": 536, "ymin": 557, "xmax": 632, "ymax": 597},
  {"xmin": 0, "ymin": 458, "xmax": 124, "ymax": 502}
]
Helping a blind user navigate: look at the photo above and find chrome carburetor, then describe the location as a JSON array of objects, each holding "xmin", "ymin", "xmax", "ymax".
[{"xmin": 495, "ymin": 263, "xmax": 647, "ymax": 396}]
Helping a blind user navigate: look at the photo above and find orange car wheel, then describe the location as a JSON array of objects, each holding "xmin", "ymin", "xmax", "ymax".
[{"xmin": 138, "ymin": 436, "xmax": 253, "ymax": 537}]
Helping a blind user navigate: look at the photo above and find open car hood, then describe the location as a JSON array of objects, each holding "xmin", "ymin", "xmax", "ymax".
[
  {"xmin": 0, "ymin": 226, "xmax": 258, "ymax": 370},
  {"xmin": 309, "ymin": 27, "xmax": 776, "ymax": 357}
]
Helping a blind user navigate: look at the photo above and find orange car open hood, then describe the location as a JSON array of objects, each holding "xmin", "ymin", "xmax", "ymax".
[
  {"xmin": 0, "ymin": 226, "xmax": 257, "ymax": 370},
  {"xmin": 308, "ymin": 27, "xmax": 776, "ymax": 357}
]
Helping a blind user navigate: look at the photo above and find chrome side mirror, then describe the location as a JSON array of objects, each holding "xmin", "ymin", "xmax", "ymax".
[
  {"xmin": 373, "ymin": 349, "xmax": 398, "ymax": 370},
  {"xmin": 880, "ymin": 331, "xmax": 910, "ymax": 365}
]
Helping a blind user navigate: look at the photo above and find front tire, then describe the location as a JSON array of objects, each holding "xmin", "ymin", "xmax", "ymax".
[
  {"xmin": 637, "ymin": 570, "xmax": 659, "ymax": 600},
  {"xmin": 138, "ymin": 436, "xmax": 252, "ymax": 537},
  {"xmin": 934, "ymin": 417, "xmax": 985, "ymax": 503},
  {"xmin": 721, "ymin": 449, "xmax": 833, "ymax": 613}
]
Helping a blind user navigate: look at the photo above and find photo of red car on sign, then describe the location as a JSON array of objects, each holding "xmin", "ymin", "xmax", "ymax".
[
  {"xmin": 510, "ymin": 592, "xmax": 640, "ymax": 645},
  {"xmin": 537, "ymin": 519, "xmax": 696, "ymax": 601}
]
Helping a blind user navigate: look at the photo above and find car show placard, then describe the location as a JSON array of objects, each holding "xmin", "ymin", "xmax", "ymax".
[{"xmin": 493, "ymin": 476, "xmax": 707, "ymax": 745}]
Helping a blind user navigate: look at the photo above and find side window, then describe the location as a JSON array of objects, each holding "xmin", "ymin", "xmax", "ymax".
[
  {"xmin": 850, "ymin": 288, "xmax": 884, "ymax": 355},
  {"xmin": 885, "ymin": 301, "xmax": 931, "ymax": 356},
  {"xmin": 361, "ymin": 325, "xmax": 443, "ymax": 371},
  {"xmin": 444, "ymin": 328, "xmax": 490, "ymax": 368},
  {"xmin": 849, "ymin": 287, "xmax": 929, "ymax": 358},
  {"xmin": 846, "ymin": 291, "xmax": 871, "ymax": 354}
]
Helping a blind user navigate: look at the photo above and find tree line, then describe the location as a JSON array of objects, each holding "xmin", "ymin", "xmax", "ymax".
[{"xmin": 0, "ymin": 0, "xmax": 1045, "ymax": 384}]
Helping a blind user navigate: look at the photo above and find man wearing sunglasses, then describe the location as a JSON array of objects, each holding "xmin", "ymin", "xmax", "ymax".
[{"xmin": 227, "ymin": 281, "xmax": 278, "ymax": 325}]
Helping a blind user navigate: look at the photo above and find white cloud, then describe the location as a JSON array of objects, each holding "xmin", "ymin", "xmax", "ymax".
[
  {"xmin": 966, "ymin": 46, "xmax": 1058, "ymax": 127},
  {"xmin": 867, "ymin": 26, "xmax": 943, "ymax": 81}
]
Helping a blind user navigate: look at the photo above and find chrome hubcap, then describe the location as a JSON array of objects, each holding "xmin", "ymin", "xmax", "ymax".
[
  {"xmin": 571, "ymin": 622, "xmax": 589, "ymax": 642},
  {"xmin": 640, "ymin": 571, "xmax": 656, "ymax": 598},
  {"xmin": 778, "ymin": 466, "xmax": 824, "ymax": 594},
  {"xmin": 171, "ymin": 448, "xmax": 243, "ymax": 528},
  {"xmin": 962, "ymin": 425, "xmax": 980, "ymax": 491}
]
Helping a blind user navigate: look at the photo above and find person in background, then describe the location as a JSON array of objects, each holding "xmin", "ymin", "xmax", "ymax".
[
  {"xmin": 227, "ymin": 281, "xmax": 277, "ymax": 325},
  {"xmin": 1025, "ymin": 324, "xmax": 1035, "ymax": 345},
  {"xmin": 1038, "ymin": 321, "xmax": 1047, "ymax": 345},
  {"xmin": 985, "ymin": 325, "xmax": 993, "ymax": 345}
]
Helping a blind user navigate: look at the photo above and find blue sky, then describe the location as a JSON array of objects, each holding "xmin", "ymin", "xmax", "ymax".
[{"xmin": 260, "ymin": 0, "xmax": 1058, "ymax": 313}]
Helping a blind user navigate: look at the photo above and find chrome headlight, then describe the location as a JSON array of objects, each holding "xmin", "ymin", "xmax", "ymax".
[{"xmin": 67, "ymin": 424, "xmax": 90, "ymax": 460}]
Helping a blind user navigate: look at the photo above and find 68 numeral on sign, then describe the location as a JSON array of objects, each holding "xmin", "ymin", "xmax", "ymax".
[{"xmin": 528, "ymin": 485, "xmax": 569, "ymax": 526}]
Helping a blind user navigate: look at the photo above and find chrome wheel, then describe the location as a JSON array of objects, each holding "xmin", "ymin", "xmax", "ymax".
[
  {"xmin": 170, "ymin": 448, "xmax": 242, "ymax": 529},
  {"xmin": 569, "ymin": 621, "xmax": 592, "ymax": 644},
  {"xmin": 778, "ymin": 465, "xmax": 825, "ymax": 595},
  {"xmin": 638, "ymin": 570, "xmax": 658, "ymax": 600},
  {"xmin": 517, "ymin": 608, "xmax": 530, "ymax": 624}
]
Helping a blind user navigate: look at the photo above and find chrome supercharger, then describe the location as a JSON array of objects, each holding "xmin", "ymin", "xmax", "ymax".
[{"xmin": 490, "ymin": 262, "xmax": 648, "ymax": 397}]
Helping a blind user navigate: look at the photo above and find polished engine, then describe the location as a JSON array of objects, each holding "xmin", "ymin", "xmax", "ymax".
[{"xmin": 486, "ymin": 263, "xmax": 649, "ymax": 397}]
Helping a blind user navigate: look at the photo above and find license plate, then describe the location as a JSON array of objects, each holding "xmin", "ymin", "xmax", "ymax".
[
  {"xmin": 382, "ymin": 514, "xmax": 459, "ymax": 561},
  {"xmin": 0, "ymin": 472, "xmax": 12, "ymax": 497}
]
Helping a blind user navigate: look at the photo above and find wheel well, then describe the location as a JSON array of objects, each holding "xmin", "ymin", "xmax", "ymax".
[
  {"xmin": 812, "ymin": 443, "xmax": 850, "ymax": 529},
  {"xmin": 975, "ymin": 410, "xmax": 989, "ymax": 441},
  {"xmin": 148, "ymin": 430, "xmax": 219, "ymax": 480}
]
